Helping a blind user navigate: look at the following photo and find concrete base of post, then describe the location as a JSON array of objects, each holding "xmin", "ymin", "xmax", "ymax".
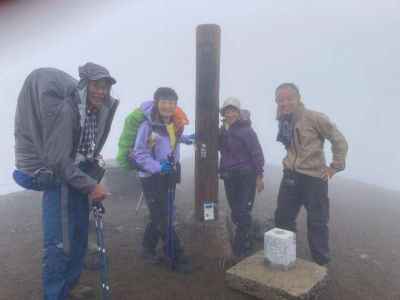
[
  {"xmin": 226, "ymin": 251, "xmax": 328, "ymax": 300},
  {"xmin": 185, "ymin": 213, "xmax": 233, "ymax": 270}
]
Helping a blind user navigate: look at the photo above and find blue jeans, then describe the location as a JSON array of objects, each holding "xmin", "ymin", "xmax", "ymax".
[{"xmin": 42, "ymin": 186, "xmax": 89, "ymax": 300}]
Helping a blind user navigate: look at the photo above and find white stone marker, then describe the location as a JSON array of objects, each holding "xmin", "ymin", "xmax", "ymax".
[{"xmin": 264, "ymin": 227, "xmax": 296, "ymax": 270}]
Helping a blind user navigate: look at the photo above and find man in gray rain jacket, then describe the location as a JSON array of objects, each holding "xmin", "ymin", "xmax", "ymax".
[{"xmin": 14, "ymin": 62, "xmax": 118, "ymax": 300}]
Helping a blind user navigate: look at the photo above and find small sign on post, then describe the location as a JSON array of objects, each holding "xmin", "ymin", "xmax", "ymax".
[{"xmin": 203, "ymin": 202, "xmax": 215, "ymax": 221}]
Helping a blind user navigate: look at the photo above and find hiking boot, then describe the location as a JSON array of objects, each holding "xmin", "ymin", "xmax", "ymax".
[
  {"xmin": 316, "ymin": 260, "xmax": 330, "ymax": 268},
  {"xmin": 141, "ymin": 248, "xmax": 162, "ymax": 265},
  {"xmin": 174, "ymin": 255, "xmax": 193, "ymax": 274},
  {"xmin": 69, "ymin": 285, "xmax": 95, "ymax": 299},
  {"xmin": 232, "ymin": 232, "xmax": 254, "ymax": 258}
]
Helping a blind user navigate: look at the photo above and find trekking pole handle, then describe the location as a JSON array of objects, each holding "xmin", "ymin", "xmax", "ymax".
[
  {"xmin": 166, "ymin": 154, "xmax": 177, "ymax": 186},
  {"xmin": 92, "ymin": 202, "xmax": 106, "ymax": 215},
  {"xmin": 167, "ymin": 153, "xmax": 175, "ymax": 166}
]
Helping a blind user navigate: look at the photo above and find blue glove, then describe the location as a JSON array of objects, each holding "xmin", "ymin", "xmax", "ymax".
[
  {"xmin": 181, "ymin": 133, "xmax": 196, "ymax": 145},
  {"xmin": 160, "ymin": 161, "xmax": 173, "ymax": 174}
]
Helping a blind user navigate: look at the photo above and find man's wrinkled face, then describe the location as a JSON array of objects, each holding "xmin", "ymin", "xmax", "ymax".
[
  {"xmin": 223, "ymin": 106, "xmax": 240, "ymax": 126},
  {"xmin": 158, "ymin": 99, "xmax": 177, "ymax": 119},
  {"xmin": 87, "ymin": 79, "xmax": 111, "ymax": 111},
  {"xmin": 275, "ymin": 87, "xmax": 300, "ymax": 115}
]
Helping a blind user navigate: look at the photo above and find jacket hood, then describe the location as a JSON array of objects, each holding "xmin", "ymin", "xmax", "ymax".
[
  {"xmin": 239, "ymin": 109, "xmax": 251, "ymax": 126},
  {"xmin": 77, "ymin": 62, "xmax": 116, "ymax": 88},
  {"xmin": 77, "ymin": 62, "xmax": 117, "ymax": 110},
  {"xmin": 139, "ymin": 100, "xmax": 155, "ymax": 122}
]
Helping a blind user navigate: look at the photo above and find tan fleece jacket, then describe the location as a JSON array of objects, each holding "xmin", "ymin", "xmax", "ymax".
[{"xmin": 281, "ymin": 104, "xmax": 348, "ymax": 178}]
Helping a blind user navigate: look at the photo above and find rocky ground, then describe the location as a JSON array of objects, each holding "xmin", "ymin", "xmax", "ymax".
[{"xmin": 1, "ymin": 160, "xmax": 400, "ymax": 300}]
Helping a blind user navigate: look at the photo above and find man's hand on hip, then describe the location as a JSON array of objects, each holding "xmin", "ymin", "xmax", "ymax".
[{"xmin": 321, "ymin": 167, "xmax": 336, "ymax": 181}]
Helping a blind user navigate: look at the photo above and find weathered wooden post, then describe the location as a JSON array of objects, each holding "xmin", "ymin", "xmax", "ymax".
[{"xmin": 195, "ymin": 24, "xmax": 221, "ymax": 221}]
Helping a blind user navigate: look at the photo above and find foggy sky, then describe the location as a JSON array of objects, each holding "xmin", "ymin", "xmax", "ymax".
[{"xmin": 0, "ymin": 0, "xmax": 399, "ymax": 193}]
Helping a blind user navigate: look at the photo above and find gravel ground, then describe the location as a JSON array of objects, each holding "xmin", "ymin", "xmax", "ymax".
[{"xmin": 1, "ymin": 161, "xmax": 399, "ymax": 300}]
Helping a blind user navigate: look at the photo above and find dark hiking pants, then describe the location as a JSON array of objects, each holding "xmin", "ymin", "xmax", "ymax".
[
  {"xmin": 140, "ymin": 174, "xmax": 183, "ymax": 258},
  {"xmin": 274, "ymin": 170, "xmax": 330, "ymax": 265},
  {"xmin": 223, "ymin": 169, "xmax": 257, "ymax": 256}
]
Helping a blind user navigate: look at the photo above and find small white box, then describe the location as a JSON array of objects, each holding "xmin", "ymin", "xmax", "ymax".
[{"xmin": 264, "ymin": 228, "xmax": 296, "ymax": 270}]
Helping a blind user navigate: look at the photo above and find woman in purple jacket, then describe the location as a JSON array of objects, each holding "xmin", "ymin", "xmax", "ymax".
[
  {"xmin": 131, "ymin": 87, "xmax": 193, "ymax": 273},
  {"xmin": 219, "ymin": 97, "xmax": 265, "ymax": 258}
]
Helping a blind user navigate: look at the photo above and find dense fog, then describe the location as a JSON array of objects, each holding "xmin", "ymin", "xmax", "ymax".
[{"xmin": 1, "ymin": 0, "xmax": 399, "ymax": 193}]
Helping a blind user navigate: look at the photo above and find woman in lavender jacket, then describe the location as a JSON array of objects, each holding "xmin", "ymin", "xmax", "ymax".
[
  {"xmin": 219, "ymin": 97, "xmax": 265, "ymax": 258},
  {"xmin": 131, "ymin": 87, "xmax": 193, "ymax": 273}
]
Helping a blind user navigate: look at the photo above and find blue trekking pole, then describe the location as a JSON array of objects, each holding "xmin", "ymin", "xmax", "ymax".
[
  {"xmin": 92, "ymin": 202, "xmax": 111, "ymax": 300},
  {"xmin": 165, "ymin": 154, "xmax": 177, "ymax": 270}
]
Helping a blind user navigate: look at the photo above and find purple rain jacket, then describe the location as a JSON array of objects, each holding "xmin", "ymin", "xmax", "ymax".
[
  {"xmin": 131, "ymin": 101, "xmax": 181, "ymax": 178},
  {"xmin": 219, "ymin": 117, "xmax": 264, "ymax": 177}
]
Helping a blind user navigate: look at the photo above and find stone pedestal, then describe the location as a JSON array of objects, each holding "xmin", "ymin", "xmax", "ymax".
[{"xmin": 226, "ymin": 251, "xmax": 328, "ymax": 300}]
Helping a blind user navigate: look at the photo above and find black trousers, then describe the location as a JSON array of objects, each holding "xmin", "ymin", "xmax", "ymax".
[
  {"xmin": 223, "ymin": 170, "xmax": 257, "ymax": 256},
  {"xmin": 274, "ymin": 170, "xmax": 330, "ymax": 265},
  {"xmin": 140, "ymin": 174, "xmax": 183, "ymax": 257}
]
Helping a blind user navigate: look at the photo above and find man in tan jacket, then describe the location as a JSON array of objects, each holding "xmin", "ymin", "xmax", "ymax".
[{"xmin": 274, "ymin": 83, "xmax": 348, "ymax": 266}]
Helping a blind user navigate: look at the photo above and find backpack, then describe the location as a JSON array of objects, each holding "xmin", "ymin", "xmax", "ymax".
[
  {"xmin": 116, "ymin": 105, "xmax": 189, "ymax": 170},
  {"xmin": 15, "ymin": 68, "xmax": 78, "ymax": 168},
  {"xmin": 14, "ymin": 68, "xmax": 78, "ymax": 189},
  {"xmin": 116, "ymin": 108, "xmax": 145, "ymax": 170}
]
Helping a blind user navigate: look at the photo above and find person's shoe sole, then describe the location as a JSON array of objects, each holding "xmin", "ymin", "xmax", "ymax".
[{"xmin": 69, "ymin": 285, "xmax": 95, "ymax": 299}]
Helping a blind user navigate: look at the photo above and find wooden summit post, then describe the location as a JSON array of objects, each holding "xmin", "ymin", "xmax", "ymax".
[{"xmin": 195, "ymin": 24, "xmax": 221, "ymax": 222}]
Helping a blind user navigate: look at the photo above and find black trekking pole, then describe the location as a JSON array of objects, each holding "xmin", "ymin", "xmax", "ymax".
[
  {"xmin": 92, "ymin": 202, "xmax": 111, "ymax": 300},
  {"xmin": 165, "ymin": 155, "xmax": 177, "ymax": 270}
]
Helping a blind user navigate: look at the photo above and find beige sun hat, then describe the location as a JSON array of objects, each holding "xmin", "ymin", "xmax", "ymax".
[{"xmin": 220, "ymin": 97, "xmax": 241, "ymax": 114}]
